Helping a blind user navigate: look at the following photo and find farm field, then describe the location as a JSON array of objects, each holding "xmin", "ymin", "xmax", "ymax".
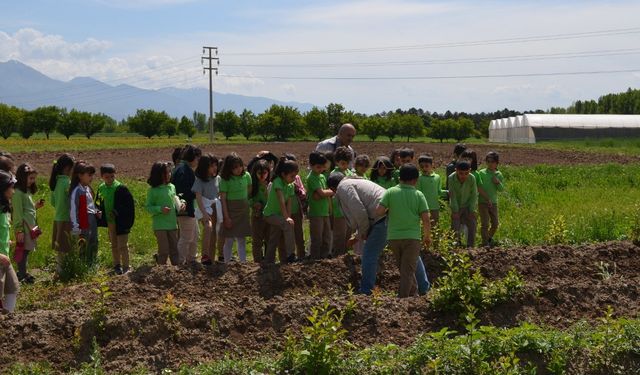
[{"xmin": 1, "ymin": 141, "xmax": 640, "ymax": 374}]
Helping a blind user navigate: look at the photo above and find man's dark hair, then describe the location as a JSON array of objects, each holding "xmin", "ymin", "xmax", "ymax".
[
  {"xmin": 334, "ymin": 146, "xmax": 353, "ymax": 163},
  {"xmin": 398, "ymin": 148, "xmax": 414, "ymax": 159},
  {"xmin": 100, "ymin": 163, "xmax": 116, "ymax": 175},
  {"xmin": 327, "ymin": 172, "xmax": 345, "ymax": 190},
  {"xmin": 417, "ymin": 154, "xmax": 433, "ymax": 165},
  {"xmin": 453, "ymin": 143, "xmax": 467, "ymax": 158},
  {"xmin": 399, "ymin": 164, "xmax": 419, "ymax": 181},
  {"xmin": 309, "ymin": 151, "xmax": 328, "ymax": 166},
  {"xmin": 455, "ymin": 160, "xmax": 471, "ymax": 171}
]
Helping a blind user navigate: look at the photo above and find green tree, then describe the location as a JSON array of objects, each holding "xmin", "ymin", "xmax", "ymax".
[
  {"xmin": 429, "ymin": 118, "xmax": 455, "ymax": 143},
  {"xmin": 385, "ymin": 114, "xmax": 402, "ymax": 142},
  {"xmin": 192, "ymin": 111, "xmax": 208, "ymax": 132},
  {"xmin": 238, "ymin": 109, "xmax": 256, "ymax": 141},
  {"xmin": 326, "ymin": 102, "xmax": 344, "ymax": 134},
  {"xmin": 360, "ymin": 116, "xmax": 387, "ymax": 141},
  {"xmin": 20, "ymin": 110, "xmax": 39, "ymax": 139},
  {"xmin": 304, "ymin": 107, "xmax": 330, "ymax": 141},
  {"xmin": 77, "ymin": 112, "xmax": 108, "ymax": 139},
  {"xmin": 58, "ymin": 109, "xmax": 83, "ymax": 139},
  {"xmin": 214, "ymin": 110, "xmax": 240, "ymax": 140},
  {"xmin": 256, "ymin": 112, "xmax": 279, "ymax": 141},
  {"xmin": 178, "ymin": 115, "xmax": 197, "ymax": 138},
  {"xmin": 126, "ymin": 109, "xmax": 169, "ymax": 139},
  {"xmin": 0, "ymin": 104, "xmax": 22, "ymax": 139},
  {"xmin": 27, "ymin": 106, "xmax": 63, "ymax": 139},
  {"xmin": 453, "ymin": 117, "xmax": 475, "ymax": 142},
  {"xmin": 396, "ymin": 114, "xmax": 424, "ymax": 141},
  {"xmin": 162, "ymin": 116, "xmax": 178, "ymax": 138},
  {"xmin": 266, "ymin": 105, "xmax": 303, "ymax": 141}
]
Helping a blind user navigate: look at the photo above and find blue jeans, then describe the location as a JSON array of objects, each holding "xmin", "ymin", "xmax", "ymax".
[{"xmin": 359, "ymin": 220, "xmax": 431, "ymax": 295}]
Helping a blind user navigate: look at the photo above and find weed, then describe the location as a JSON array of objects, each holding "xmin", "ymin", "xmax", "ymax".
[
  {"xmin": 630, "ymin": 204, "xmax": 640, "ymax": 246},
  {"xmin": 160, "ymin": 292, "xmax": 183, "ymax": 338},
  {"xmin": 90, "ymin": 282, "xmax": 112, "ymax": 335},
  {"xmin": 342, "ymin": 284, "xmax": 358, "ymax": 318},
  {"xmin": 57, "ymin": 235, "xmax": 92, "ymax": 283},
  {"xmin": 209, "ymin": 317, "xmax": 220, "ymax": 335},
  {"xmin": 75, "ymin": 337, "xmax": 105, "ymax": 375},
  {"xmin": 595, "ymin": 261, "xmax": 617, "ymax": 280},
  {"xmin": 371, "ymin": 286, "xmax": 384, "ymax": 309},
  {"xmin": 545, "ymin": 215, "xmax": 569, "ymax": 245}
]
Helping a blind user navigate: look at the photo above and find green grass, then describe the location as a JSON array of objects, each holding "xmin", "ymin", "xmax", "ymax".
[
  {"xmin": 510, "ymin": 138, "xmax": 640, "ymax": 156},
  {"xmin": 20, "ymin": 163, "xmax": 640, "ymax": 275}
]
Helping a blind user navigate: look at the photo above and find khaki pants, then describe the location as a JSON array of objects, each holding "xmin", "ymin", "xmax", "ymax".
[
  {"xmin": 264, "ymin": 215, "xmax": 294, "ymax": 264},
  {"xmin": 200, "ymin": 216, "xmax": 219, "ymax": 262},
  {"xmin": 388, "ymin": 239, "xmax": 421, "ymax": 298},
  {"xmin": 478, "ymin": 203, "xmax": 499, "ymax": 245},
  {"xmin": 108, "ymin": 224, "xmax": 129, "ymax": 268},
  {"xmin": 451, "ymin": 208, "xmax": 477, "ymax": 248},
  {"xmin": 177, "ymin": 216, "xmax": 199, "ymax": 264},
  {"xmin": 309, "ymin": 216, "xmax": 331, "ymax": 259},
  {"xmin": 0, "ymin": 262, "xmax": 19, "ymax": 300},
  {"xmin": 155, "ymin": 230, "xmax": 179, "ymax": 265},
  {"xmin": 332, "ymin": 217, "xmax": 350, "ymax": 256},
  {"xmin": 251, "ymin": 215, "xmax": 269, "ymax": 263},
  {"xmin": 429, "ymin": 210, "xmax": 440, "ymax": 227},
  {"xmin": 291, "ymin": 211, "xmax": 305, "ymax": 259}
]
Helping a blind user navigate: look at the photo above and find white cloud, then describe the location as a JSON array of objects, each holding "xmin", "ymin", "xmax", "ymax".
[
  {"xmin": 280, "ymin": 83, "xmax": 296, "ymax": 96},
  {"xmin": 0, "ymin": 28, "xmax": 110, "ymax": 60}
]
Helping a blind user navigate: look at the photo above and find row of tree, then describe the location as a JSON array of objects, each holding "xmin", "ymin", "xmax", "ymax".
[{"xmin": 549, "ymin": 88, "xmax": 640, "ymax": 115}]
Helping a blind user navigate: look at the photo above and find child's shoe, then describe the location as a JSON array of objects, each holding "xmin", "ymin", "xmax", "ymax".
[{"xmin": 114, "ymin": 264, "xmax": 123, "ymax": 275}]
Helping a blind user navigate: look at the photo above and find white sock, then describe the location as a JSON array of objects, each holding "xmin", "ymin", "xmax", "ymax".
[
  {"xmin": 223, "ymin": 238, "xmax": 234, "ymax": 263},
  {"xmin": 237, "ymin": 237, "xmax": 247, "ymax": 262},
  {"xmin": 4, "ymin": 293, "xmax": 17, "ymax": 313}
]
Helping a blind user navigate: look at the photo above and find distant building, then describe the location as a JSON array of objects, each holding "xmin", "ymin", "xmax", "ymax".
[{"xmin": 489, "ymin": 114, "xmax": 640, "ymax": 144}]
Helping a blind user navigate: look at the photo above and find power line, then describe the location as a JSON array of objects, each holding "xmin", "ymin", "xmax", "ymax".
[
  {"xmin": 202, "ymin": 46, "xmax": 219, "ymax": 142},
  {"xmin": 219, "ymin": 67, "xmax": 640, "ymax": 80},
  {"xmin": 222, "ymin": 26, "xmax": 640, "ymax": 56},
  {"xmin": 222, "ymin": 47, "xmax": 640, "ymax": 68}
]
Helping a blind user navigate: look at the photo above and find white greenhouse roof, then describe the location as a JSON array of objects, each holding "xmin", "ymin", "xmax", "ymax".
[{"xmin": 521, "ymin": 114, "xmax": 640, "ymax": 128}]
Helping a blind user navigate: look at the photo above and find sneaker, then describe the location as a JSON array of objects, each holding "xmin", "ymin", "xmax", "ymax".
[
  {"xmin": 114, "ymin": 264, "xmax": 123, "ymax": 275},
  {"xmin": 122, "ymin": 266, "xmax": 131, "ymax": 274},
  {"xmin": 286, "ymin": 254, "xmax": 296, "ymax": 263},
  {"xmin": 217, "ymin": 256, "xmax": 224, "ymax": 262},
  {"xmin": 18, "ymin": 273, "xmax": 34, "ymax": 284},
  {"xmin": 201, "ymin": 255, "xmax": 212, "ymax": 265}
]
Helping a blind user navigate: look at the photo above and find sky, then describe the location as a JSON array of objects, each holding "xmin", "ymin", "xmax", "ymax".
[{"xmin": 1, "ymin": 0, "xmax": 640, "ymax": 114}]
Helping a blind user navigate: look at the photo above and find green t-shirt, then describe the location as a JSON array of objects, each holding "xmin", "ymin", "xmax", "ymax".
[
  {"xmin": 12, "ymin": 189, "xmax": 37, "ymax": 230},
  {"xmin": 250, "ymin": 183, "xmax": 268, "ymax": 207},
  {"xmin": 263, "ymin": 177, "xmax": 294, "ymax": 217},
  {"xmin": 306, "ymin": 172, "xmax": 330, "ymax": 217},
  {"xmin": 392, "ymin": 168, "xmax": 400, "ymax": 184},
  {"xmin": 331, "ymin": 167, "xmax": 353, "ymax": 218},
  {"xmin": 447, "ymin": 172, "xmax": 478, "ymax": 213},
  {"xmin": 477, "ymin": 168, "xmax": 505, "ymax": 204},
  {"xmin": 373, "ymin": 176, "xmax": 396, "ymax": 190},
  {"xmin": 51, "ymin": 175, "xmax": 71, "ymax": 222},
  {"xmin": 145, "ymin": 183, "xmax": 179, "ymax": 231},
  {"xmin": 417, "ymin": 173, "xmax": 444, "ymax": 212},
  {"xmin": 380, "ymin": 184, "xmax": 428, "ymax": 241},
  {"xmin": 0, "ymin": 211, "xmax": 10, "ymax": 256},
  {"xmin": 97, "ymin": 179, "xmax": 122, "ymax": 224},
  {"xmin": 219, "ymin": 171, "xmax": 251, "ymax": 201}
]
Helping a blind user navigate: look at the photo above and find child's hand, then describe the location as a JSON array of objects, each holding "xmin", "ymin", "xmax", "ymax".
[
  {"xmin": 224, "ymin": 218, "xmax": 233, "ymax": 229},
  {"xmin": 423, "ymin": 235, "xmax": 432, "ymax": 248},
  {"xmin": 162, "ymin": 206, "xmax": 171, "ymax": 214},
  {"xmin": 96, "ymin": 211, "xmax": 103, "ymax": 219},
  {"xmin": 487, "ymin": 202, "xmax": 493, "ymax": 208},
  {"xmin": 285, "ymin": 217, "xmax": 294, "ymax": 226},
  {"xmin": 35, "ymin": 199, "xmax": 45, "ymax": 209},
  {"xmin": 179, "ymin": 203, "xmax": 187, "ymax": 212},
  {"xmin": 202, "ymin": 212, "xmax": 211, "ymax": 222},
  {"xmin": 492, "ymin": 176, "xmax": 500, "ymax": 185},
  {"xmin": 0, "ymin": 254, "xmax": 9, "ymax": 266},
  {"xmin": 16, "ymin": 232, "xmax": 24, "ymax": 244}
]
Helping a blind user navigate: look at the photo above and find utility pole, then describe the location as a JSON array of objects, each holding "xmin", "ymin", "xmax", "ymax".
[{"xmin": 202, "ymin": 46, "xmax": 219, "ymax": 143}]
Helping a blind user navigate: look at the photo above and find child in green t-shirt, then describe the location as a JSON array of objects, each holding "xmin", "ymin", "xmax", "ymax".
[
  {"xmin": 354, "ymin": 154, "xmax": 371, "ymax": 179},
  {"xmin": 376, "ymin": 164, "xmax": 431, "ymax": 298},
  {"xmin": 417, "ymin": 155, "xmax": 447, "ymax": 226},
  {"xmin": 477, "ymin": 151, "xmax": 505, "ymax": 247},
  {"xmin": 370, "ymin": 156, "xmax": 395, "ymax": 189},
  {"xmin": 331, "ymin": 146, "xmax": 353, "ymax": 256},
  {"xmin": 263, "ymin": 158, "xmax": 299, "ymax": 264},
  {"xmin": 307, "ymin": 151, "xmax": 334, "ymax": 259},
  {"xmin": 448, "ymin": 160, "xmax": 478, "ymax": 248}
]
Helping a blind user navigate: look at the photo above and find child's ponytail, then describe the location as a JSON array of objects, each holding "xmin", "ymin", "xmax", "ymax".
[{"xmin": 49, "ymin": 153, "xmax": 75, "ymax": 191}]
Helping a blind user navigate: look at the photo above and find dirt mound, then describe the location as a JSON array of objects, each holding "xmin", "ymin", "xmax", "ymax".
[
  {"xmin": 0, "ymin": 241, "xmax": 639, "ymax": 373},
  {"xmin": 15, "ymin": 141, "xmax": 640, "ymax": 179}
]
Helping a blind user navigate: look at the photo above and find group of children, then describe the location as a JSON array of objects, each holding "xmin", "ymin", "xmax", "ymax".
[{"xmin": 0, "ymin": 142, "xmax": 505, "ymax": 311}]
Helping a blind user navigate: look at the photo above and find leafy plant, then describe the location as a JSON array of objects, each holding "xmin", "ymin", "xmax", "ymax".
[
  {"xmin": 545, "ymin": 215, "xmax": 569, "ymax": 245},
  {"xmin": 595, "ymin": 261, "xmax": 617, "ymax": 281},
  {"xmin": 630, "ymin": 204, "xmax": 640, "ymax": 246},
  {"xmin": 57, "ymin": 235, "xmax": 92, "ymax": 283},
  {"xmin": 91, "ymin": 282, "xmax": 112, "ymax": 335}
]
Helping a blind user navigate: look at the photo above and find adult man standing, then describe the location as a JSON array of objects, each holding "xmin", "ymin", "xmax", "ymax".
[
  {"xmin": 316, "ymin": 123, "xmax": 356, "ymax": 158},
  {"xmin": 328, "ymin": 173, "xmax": 430, "ymax": 296}
]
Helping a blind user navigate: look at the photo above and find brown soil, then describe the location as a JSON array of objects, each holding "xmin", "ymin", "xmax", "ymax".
[
  {"xmin": 14, "ymin": 141, "xmax": 640, "ymax": 179},
  {"xmin": 0, "ymin": 241, "xmax": 638, "ymax": 373}
]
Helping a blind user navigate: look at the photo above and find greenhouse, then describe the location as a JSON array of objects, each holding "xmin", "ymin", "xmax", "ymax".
[{"xmin": 489, "ymin": 114, "xmax": 640, "ymax": 143}]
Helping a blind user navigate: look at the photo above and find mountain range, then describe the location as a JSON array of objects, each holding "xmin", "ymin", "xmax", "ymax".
[{"xmin": 0, "ymin": 60, "xmax": 315, "ymax": 120}]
